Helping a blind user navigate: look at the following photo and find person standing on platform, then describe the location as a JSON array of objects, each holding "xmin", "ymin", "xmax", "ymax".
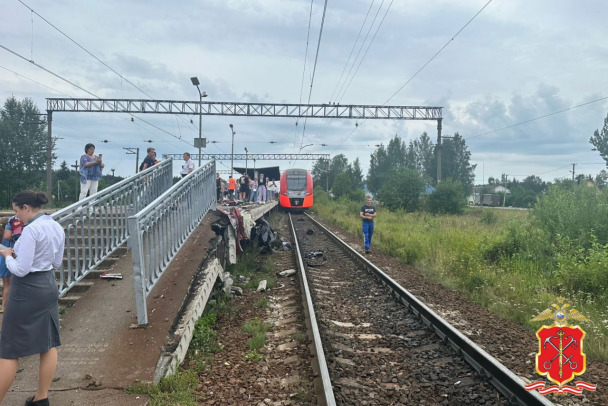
[
  {"xmin": 360, "ymin": 196, "xmax": 377, "ymax": 254},
  {"xmin": 139, "ymin": 147, "xmax": 156, "ymax": 172},
  {"xmin": 0, "ymin": 191, "xmax": 65, "ymax": 406},
  {"xmin": 228, "ymin": 176, "xmax": 236, "ymax": 200},
  {"xmin": 257, "ymin": 173, "xmax": 266, "ymax": 203},
  {"xmin": 180, "ymin": 152, "xmax": 195, "ymax": 177},
  {"xmin": 78, "ymin": 143, "xmax": 104, "ymax": 201}
]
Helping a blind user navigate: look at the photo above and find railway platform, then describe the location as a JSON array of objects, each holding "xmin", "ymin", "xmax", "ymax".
[{"xmin": 0, "ymin": 202, "xmax": 276, "ymax": 406}]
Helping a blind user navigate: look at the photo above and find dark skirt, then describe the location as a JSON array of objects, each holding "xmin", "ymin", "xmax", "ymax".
[{"xmin": 0, "ymin": 270, "xmax": 61, "ymax": 359}]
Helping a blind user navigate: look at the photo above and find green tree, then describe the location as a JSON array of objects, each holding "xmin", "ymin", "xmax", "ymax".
[
  {"xmin": 427, "ymin": 179, "xmax": 465, "ymax": 214},
  {"xmin": 0, "ymin": 97, "xmax": 53, "ymax": 207},
  {"xmin": 347, "ymin": 158, "xmax": 363, "ymax": 189},
  {"xmin": 590, "ymin": 112, "xmax": 608, "ymax": 165},
  {"xmin": 427, "ymin": 132, "xmax": 476, "ymax": 192},
  {"xmin": 332, "ymin": 172, "xmax": 352, "ymax": 198},
  {"xmin": 367, "ymin": 135, "xmax": 407, "ymax": 193},
  {"xmin": 378, "ymin": 168, "xmax": 424, "ymax": 212},
  {"xmin": 311, "ymin": 158, "xmax": 330, "ymax": 191}
]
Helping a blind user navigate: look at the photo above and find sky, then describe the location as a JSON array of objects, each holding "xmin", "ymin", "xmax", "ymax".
[{"xmin": 1, "ymin": 0, "xmax": 608, "ymax": 184}]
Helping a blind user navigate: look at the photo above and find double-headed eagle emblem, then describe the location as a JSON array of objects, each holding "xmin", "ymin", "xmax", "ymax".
[{"xmin": 531, "ymin": 296, "xmax": 589, "ymax": 327}]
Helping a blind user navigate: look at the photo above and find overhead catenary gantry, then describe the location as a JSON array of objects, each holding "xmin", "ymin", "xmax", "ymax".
[
  {"xmin": 44, "ymin": 98, "xmax": 444, "ymax": 200},
  {"xmin": 162, "ymin": 153, "xmax": 329, "ymax": 161}
]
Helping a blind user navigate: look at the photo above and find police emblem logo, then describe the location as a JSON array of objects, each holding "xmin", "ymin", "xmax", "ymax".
[{"xmin": 525, "ymin": 297, "xmax": 597, "ymax": 395}]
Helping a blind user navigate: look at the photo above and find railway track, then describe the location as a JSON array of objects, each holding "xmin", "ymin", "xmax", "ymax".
[{"xmin": 289, "ymin": 213, "xmax": 552, "ymax": 406}]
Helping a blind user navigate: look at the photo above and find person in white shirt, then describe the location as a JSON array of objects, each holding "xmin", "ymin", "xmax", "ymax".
[
  {"xmin": 181, "ymin": 152, "xmax": 195, "ymax": 177},
  {"xmin": 0, "ymin": 190, "xmax": 65, "ymax": 406}
]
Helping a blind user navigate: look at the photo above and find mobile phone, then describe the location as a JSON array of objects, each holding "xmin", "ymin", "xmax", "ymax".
[{"xmin": 98, "ymin": 154, "xmax": 103, "ymax": 158}]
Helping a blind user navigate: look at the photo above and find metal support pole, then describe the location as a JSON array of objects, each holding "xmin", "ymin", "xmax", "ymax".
[
  {"xmin": 198, "ymin": 95, "xmax": 202, "ymax": 167},
  {"xmin": 436, "ymin": 118, "xmax": 443, "ymax": 183},
  {"xmin": 46, "ymin": 111, "xmax": 53, "ymax": 206},
  {"xmin": 229, "ymin": 124, "xmax": 235, "ymax": 177}
]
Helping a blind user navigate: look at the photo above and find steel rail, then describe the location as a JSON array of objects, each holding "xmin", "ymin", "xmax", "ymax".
[
  {"xmin": 304, "ymin": 213, "xmax": 552, "ymax": 406},
  {"xmin": 288, "ymin": 214, "xmax": 336, "ymax": 406}
]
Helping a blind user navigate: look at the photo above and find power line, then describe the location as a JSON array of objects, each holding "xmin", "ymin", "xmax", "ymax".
[
  {"xmin": 327, "ymin": 0, "xmax": 376, "ymax": 104},
  {"xmin": 294, "ymin": 0, "xmax": 315, "ymax": 151},
  {"xmin": 0, "ymin": 44, "xmax": 99, "ymax": 98},
  {"xmin": 465, "ymin": 95, "xmax": 608, "ymax": 140},
  {"xmin": 384, "ymin": 0, "xmax": 493, "ymax": 105},
  {"xmin": 298, "ymin": 0, "xmax": 330, "ymax": 151},
  {"xmin": 0, "ymin": 64, "xmax": 72, "ymax": 97},
  {"xmin": 336, "ymin": 0, "xmax": 393, "ymax": 103},
  {"xmin": 17, "ymin": 0, "xmax": 155, "ymax": 100}
]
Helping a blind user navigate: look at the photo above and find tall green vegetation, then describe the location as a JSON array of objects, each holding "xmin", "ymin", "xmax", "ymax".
[
  {"xmin": 312, "ymin": 154, "xmax": 364, "ymax": 194},
  {"xmin": 312, "ymin": 188, "xmax": 608, "ymax": 361},
  {"xmin": 427, "ymin": 179, "xmax": 465, "ymax": 214},
  {"xmin": 378, "ymin": 169, "xmax": 424, "ymax": 211},
  {"xmin": 0, "ymin": 97, "xmax": 53, "ymax": 207},
  {"xmin": 533, "ymin": 184, "xmax": 608, "ymax": 248},
  {"xmin": 366, "ymin": 133, "xmax": 475, "ymax": 210},
  {"xmin": 589, "ymin": 111, "xmax": 608, "ymax": 165}
]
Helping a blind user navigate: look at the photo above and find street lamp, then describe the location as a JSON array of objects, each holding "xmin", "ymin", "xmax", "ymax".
[
  {"xmin": 229, "ymin": 124, "xmax": 235, "ymax": 177},
  {"xmin": 244, "ymin": 147, "xmax": 248, "ymax": 176},
  {"xmin": 190, "ymin": 76, "xmax": 207, "ymax": 167}
]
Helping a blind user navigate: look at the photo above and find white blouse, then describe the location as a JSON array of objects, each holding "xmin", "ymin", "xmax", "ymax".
[{"xmin": 5, "ymin": 215, "xmax": 65, "ymax": 277}]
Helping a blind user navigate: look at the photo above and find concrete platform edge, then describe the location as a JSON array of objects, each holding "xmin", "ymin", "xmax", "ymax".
[{"xmin": 153, "ymin": 251, "xmax": 225, "ymax": 382}]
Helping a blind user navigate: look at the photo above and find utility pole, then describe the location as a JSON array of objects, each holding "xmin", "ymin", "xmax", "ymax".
[
  {"xmin": 436, "ymin": 118, "xmax": 443, "ymax": 183},
  {"xmin": 71, "ymin": 160, "xmax": 79, "ymax": 201},
  {"xmin": 124, "ymin": 147, "xmax": 140, "ymax": 173},
  {"xmin": 502, "ymin": 173, "xmax": 507, "ymax": 207},
  {"xmin": 46, "ymin": 111, "xmax": 53, "ymax": 206},
  {"xmin": 570, "ymin": 163, "xmax": 576, "ymax": 182}
]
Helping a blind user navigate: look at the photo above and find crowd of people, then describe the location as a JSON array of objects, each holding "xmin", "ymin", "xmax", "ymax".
[
  {"xmin": 77, "ymin": 142, "xmax": 283, "ymax": 207},
  {"xmin": 216, "ymin": 172, "xmax": 278, "ymax": 204}
]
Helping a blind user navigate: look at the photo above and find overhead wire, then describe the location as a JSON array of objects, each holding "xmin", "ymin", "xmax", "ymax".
[
  {"xmin": 312, "ymin": 0, "xmax": 393, "ymax": 156},
  {"xmin": 297, "ymin": 0, "xmax": 330, "ymax": 156},
  {"xmin": 321, "ymin": 0, "xmax": 492, "ymax": 154},
  {"xmin": 16, "ymin": 0, "xmax": 199, "ymax": 145},
  {"xmin": 294, "ymin": 0, "xmax": 315, "ymax": 150},
  {"xmin": 384, "ymin": 0, "xmax": 493, "ymax": 105},
  {"xmin": 465, "ymin": 95, "xmax": 608, "ymax": 140}
]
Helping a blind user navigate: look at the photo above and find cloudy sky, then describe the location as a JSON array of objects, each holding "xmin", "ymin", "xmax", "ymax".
[{"xmin": 2, "ymin": 0, "xmax": 608, "ymax": 184}]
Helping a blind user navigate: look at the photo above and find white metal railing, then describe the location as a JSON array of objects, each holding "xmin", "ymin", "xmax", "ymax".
[
  {"xmin": 129, "ymin": 160, "xmax": 216, "ymax": 325},
  {"xmin": 52, "ymin": 159, "xmax": 173, "ymax": 297}
]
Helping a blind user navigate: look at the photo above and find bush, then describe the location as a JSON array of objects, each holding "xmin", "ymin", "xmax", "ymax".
[
  {"xmin": 534, "ymin": 185, "xmax": 608, "ymax": 247},
  {"xmin": 378, "ymin": 169, "xmax": 424, "ymax": 212},
  {"xmin": 427, "ymin": 179, "xmax": 465, "ymax": 215}
]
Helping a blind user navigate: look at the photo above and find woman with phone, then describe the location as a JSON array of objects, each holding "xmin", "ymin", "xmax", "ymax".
[
  {"xmin": 0, "ymin": 191, "xmax": 65, "ymax": 406},
  {"xmin": 78, "ymin": 143, "xmax": 104, "ymax": 201}
]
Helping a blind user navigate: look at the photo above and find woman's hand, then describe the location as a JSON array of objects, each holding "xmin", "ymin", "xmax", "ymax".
[{"xmin": 0, "ymin": 247, "xmax": 15, "ymax": 258}]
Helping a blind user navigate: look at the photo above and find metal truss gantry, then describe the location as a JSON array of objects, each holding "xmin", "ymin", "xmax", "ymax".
[
  {"xmin": 43, "ymin": 98, "xmax": 446, "ymax": 202},
  {"xmin": 162, "ymin": 153, "xmax": 329, "ymax": 161},
  {"xmin": 47, "ymin": 98, "xmax": 442, "ymax": 120}
]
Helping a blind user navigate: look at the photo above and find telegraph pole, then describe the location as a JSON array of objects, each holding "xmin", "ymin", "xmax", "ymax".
[
  {"xmin": 436, "ymin": 118, "xmax": 443, "ymax": 183},
  {"xmin": 46, "ymin": 111, "xmax": 53, "ymax": 206},
  {"xmin": 124, "ymin": 147, "xmax": 140, "ymax": 173},
  {"xmin": 570, "ymin": 163, "xmax": 576, "ymax": 182},
  {"xmin": 71, "ymin": 160, "xmax": 79, "ymax": 201}
]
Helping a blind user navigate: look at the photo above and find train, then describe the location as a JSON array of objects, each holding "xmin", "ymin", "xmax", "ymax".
[{"xmin": 279, "ymin": 168, "xmax": 313, "ymax": 210}]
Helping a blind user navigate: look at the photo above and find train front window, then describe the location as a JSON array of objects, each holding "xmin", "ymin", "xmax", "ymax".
[{"xmin": 286, "ymin": 172, "xmax": 307, "ymax": 191}]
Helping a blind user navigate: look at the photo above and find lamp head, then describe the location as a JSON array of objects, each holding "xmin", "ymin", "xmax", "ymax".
[
  {"xmin": 190, "ymin": 77, "xmax": 200, "ymax": 86},
  {"xmin": 201, "ymin": 91, "xmax": 207, "ymax": 98},
  {"xmin": 229, "ymin": 124, "xmax": 233, "ymax": 129}
]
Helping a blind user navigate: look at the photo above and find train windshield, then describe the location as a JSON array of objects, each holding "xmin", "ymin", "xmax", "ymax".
[{"xmin": 286, "ymin": 171, "xmax": 307, "ymax": 191}]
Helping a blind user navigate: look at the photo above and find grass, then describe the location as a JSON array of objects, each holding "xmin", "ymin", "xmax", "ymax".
[
  {"xmin": 311, "ymin": 190, "xmax": 608, "ymax": 362},
  {"xmin": 127, "ymin": 296, "xmax": 227, "ymax": 405}
]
